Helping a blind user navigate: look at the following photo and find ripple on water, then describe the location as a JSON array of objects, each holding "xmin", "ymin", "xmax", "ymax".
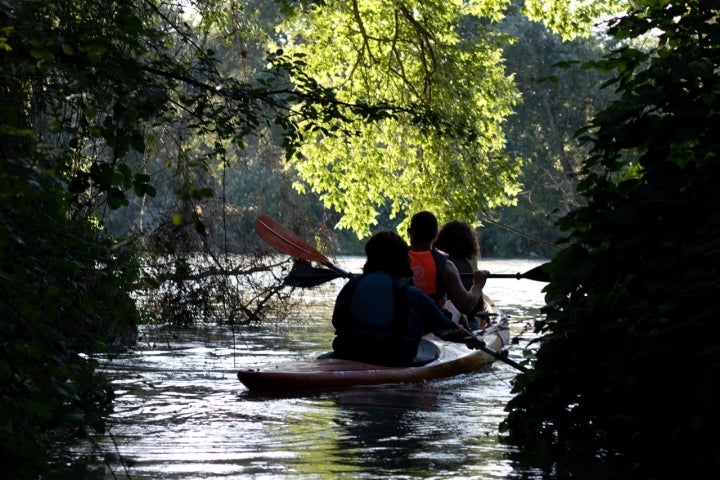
[{"xmin": 93, "ymin": 257, "xmax": 546, "ymax": 479}]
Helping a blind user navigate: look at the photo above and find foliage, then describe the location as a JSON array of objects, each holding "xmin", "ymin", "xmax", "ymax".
[
  {"xmin": 502, "ymin": 1, "xmax": 720, "ymax": 477},
  {"xmin": 481, "ymin": 5, "xmax": 619, "ymax": 258},
  {"xmin": 0, "ymin": 156, "xmax": 138, "ymax": 476},
  {"xmin": 277, "ymin": 0, "xmax": 524, "ymax": 237},
  {"xmin": 523, "ymin": 0, "xmax": 628, "ymax": 40},
  {"xmin": 271, "ymin": 0, "xmax": 631, "ymax": 242}
]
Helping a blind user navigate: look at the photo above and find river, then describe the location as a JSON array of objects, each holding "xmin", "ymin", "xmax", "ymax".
[{"xmin": 92, "ymin": 257, "xmax": 548, "ymax": 479}]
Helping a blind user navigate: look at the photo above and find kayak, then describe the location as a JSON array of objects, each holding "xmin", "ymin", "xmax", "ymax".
[{"xmin": 237, "ymin": 296, "xmax": 511, "ymax": 393}]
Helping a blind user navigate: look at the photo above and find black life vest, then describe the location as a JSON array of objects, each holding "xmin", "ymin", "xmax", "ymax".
[{"xmin": 331, "ymin": 274, "xmax": 417, "ymax": 365}]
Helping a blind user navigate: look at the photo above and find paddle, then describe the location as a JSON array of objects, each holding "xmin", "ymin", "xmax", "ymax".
[
  {"xmin": 254, "ymin": 215, "xmax": 353, "ymax": 280},
  {"xmin": 476, "ymin": 264, "xmax": 550, "ymax": 282},
  {"xmin": 461, "ymin": 327, "xmax": 528, "ymax": 372},
  {"xmin": 283, "ymin": 261, "xmax": 343, "ymax": 287},
  {"xmin": 256, "ymin": 215, "xmax": 529, "ymax": 372},
  {"xmin": 283, "ymin": 261, "xmax": 550, "ymax": 288}
]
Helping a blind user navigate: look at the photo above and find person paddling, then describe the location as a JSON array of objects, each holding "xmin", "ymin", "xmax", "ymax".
[
  {"xmin": 407, "ymin": 211, "xmax": 488, "ymax": 319},
  {"xmin": 331, "ymin": 231, "xmax": 484, "ymax": 365},
  {"xmin": 435, "ymin": 219, "xmax": 489, "ymax": 329}
]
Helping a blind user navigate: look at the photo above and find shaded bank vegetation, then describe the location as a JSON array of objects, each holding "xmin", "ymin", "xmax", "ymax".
[{"xmin": 503, "ymin": 2, "xmax": 719, "ymax": 478}]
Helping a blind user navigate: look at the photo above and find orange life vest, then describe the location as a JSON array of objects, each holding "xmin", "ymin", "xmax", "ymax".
[{"xmin": 409, "ymin": 249, "xmax": 448, "ymax": 306}]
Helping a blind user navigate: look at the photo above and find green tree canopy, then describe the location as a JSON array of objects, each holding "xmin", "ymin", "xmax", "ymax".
[
  {"xmin": 278, "ymin": 0, "xmax": 522, "ymax": 236},
  {"xmin": 522, "ymin": 0, "xmax": 627, "ymax": 40},
  {"xmin": 276, "ymin": 0, "xmax": 630, "ymax": 237}
]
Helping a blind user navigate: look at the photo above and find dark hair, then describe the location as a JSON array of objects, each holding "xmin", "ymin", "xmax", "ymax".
[
  {"xmin": 435, "ymin": 220, "xmax": 480, "ymax": 260},
  {"xmin": 409, "ymin": 211, "xmax": 438, "ymax": 242},
  {"xmin": 363, "ymin": 231, "xmax": 413, "ymax": 277}
]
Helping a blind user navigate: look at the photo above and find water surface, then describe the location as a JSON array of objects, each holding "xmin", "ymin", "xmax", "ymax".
[{"xmin": 97, "ymin": 258, "xmax": 547, "ymax": 479}]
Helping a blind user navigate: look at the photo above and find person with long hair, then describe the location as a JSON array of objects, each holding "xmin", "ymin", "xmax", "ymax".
[
  {"xmin": 435, "ymin": 219, "xmax": 481, "ymax": 289},
  {"xmin": 435, "ymin": 220, "xmax": 488, "ymax": 329},
  {"xmin": 331, "ymin": 231, "xmax": 482, "ymax": 365}
]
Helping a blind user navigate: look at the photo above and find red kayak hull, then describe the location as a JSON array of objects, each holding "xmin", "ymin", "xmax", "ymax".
[{"xmin": 237, "ymin": 330, "xmax": 507, "ymax": 393}]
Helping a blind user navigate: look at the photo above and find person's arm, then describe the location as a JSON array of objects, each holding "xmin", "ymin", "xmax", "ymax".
[
  {"xmin": 444, "ymin": 260, "xmax": 488, "ymax": 314},
  {"xmin": 407, "ymin": 286, "xmax": 459, "ymax": 331},
  {"xmin": 407, "ymin": 286, "xmax": 485, "ymax": 348}
]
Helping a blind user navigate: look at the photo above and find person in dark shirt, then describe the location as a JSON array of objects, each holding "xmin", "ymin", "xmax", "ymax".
[{"xmin": 332, "ymin": 231, "xmax": 482, "ymax": 365}]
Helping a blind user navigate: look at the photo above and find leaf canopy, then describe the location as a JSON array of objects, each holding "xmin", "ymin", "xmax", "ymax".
[{"xmin": 277, "ymin": 0, "xmax": 525, "ymax": 236}]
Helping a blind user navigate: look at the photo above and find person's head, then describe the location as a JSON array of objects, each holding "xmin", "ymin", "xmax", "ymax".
[
  {"xmin": 435, "ymin": 220, "xmax": 480, "ymax": 260},
  {"xmin": 363, "ymin": 231, "xmax": 413, "ymax": 277},
  {"xmin": 408, "ymin": 211, "xmax": 438, "ymax": 244}
]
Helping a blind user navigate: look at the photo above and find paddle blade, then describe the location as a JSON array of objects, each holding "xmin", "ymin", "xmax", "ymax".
[
  {"xmin": 519, "ymin": 264, "xmax": 551, "ymax": 282},
  {"xmin": 254, "ymin": 215, "xmax": 352, "ymax": 278},
  {"xmin": 254, "ymin": 215, "xmax": 332, "ymax": 267},
  {"xmin": 464, "ymin": 264, "xmax": 551, "ymax": 282},
  {"xmin": 284, "ymin": 261, "xmax": 345, "ymax": 288}
]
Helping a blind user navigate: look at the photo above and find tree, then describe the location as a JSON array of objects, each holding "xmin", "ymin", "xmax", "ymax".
[
  {"xmin": 481, "ymin": 4, "xmax": 618, "ymax": 258},
  {"xmin": 272, "ymin": 0, "xmax": 631, "ymax": 239},
  {"xmin": 502, "ymin": 1, "xmax": 719, "ymax": 478},
  {"xmin": 277, "ymin": 0, "xmax": 523, "ymax": 237}
]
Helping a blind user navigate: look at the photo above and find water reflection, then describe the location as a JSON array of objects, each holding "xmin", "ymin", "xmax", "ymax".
[
  {"xmin": 325, "ymin": 386, "xmax": 444, "ymax": 476},
  {"xmin": 239, "ymin": 376, "xmax": 519, "ymax": 480},
  {"xmin": 92, "ymin": 258, "xmax": 547, "ymax": 479}
]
